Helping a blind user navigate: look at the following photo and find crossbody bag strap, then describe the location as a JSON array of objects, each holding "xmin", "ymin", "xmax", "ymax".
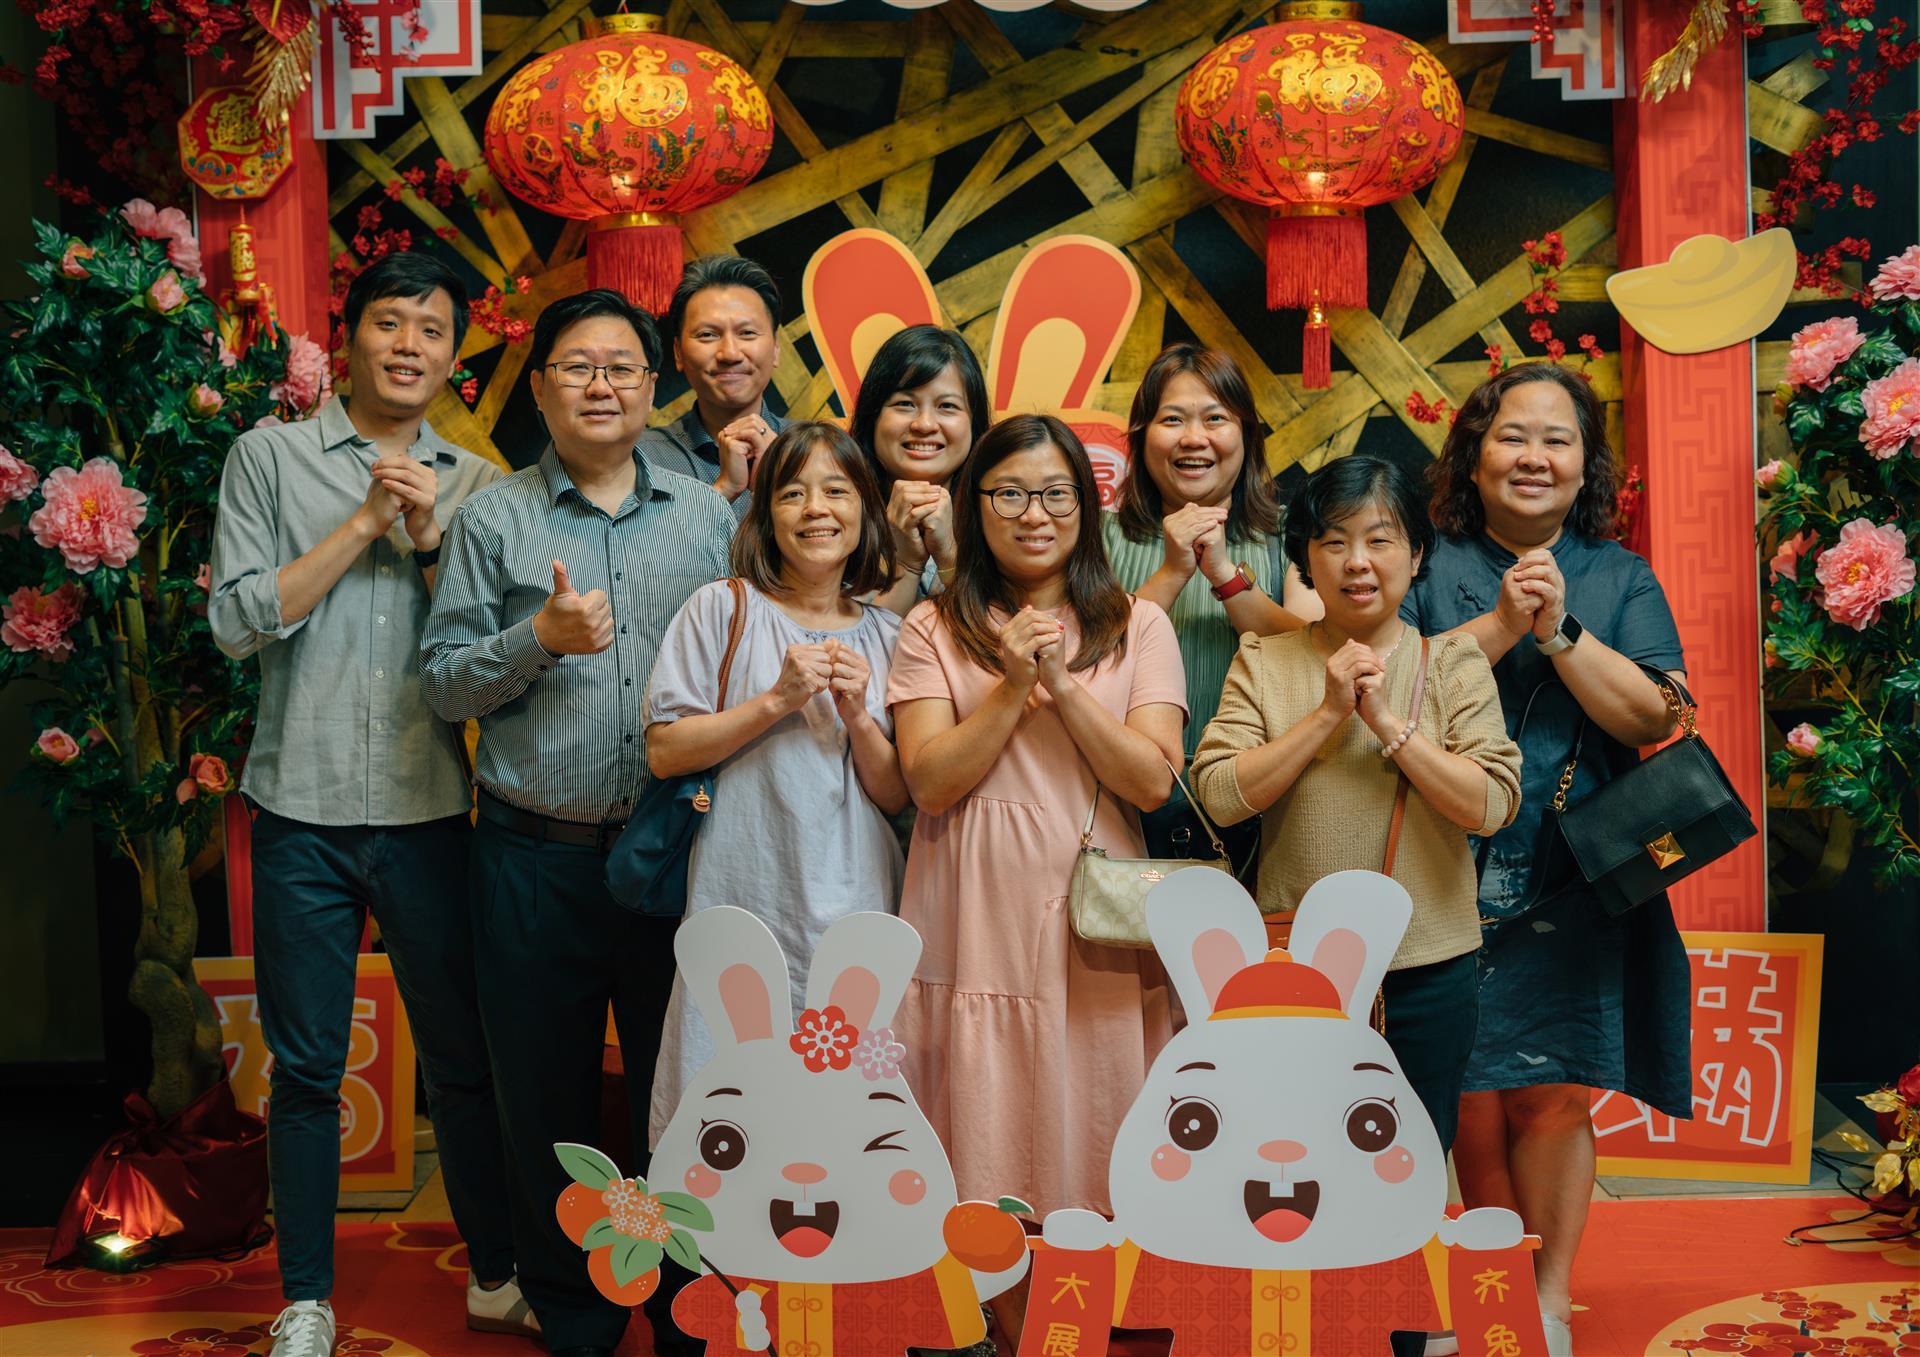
[
  {"xmin": 1381, "ymin": 635, "xmax": 1431, "ymax": 878},
  {"xmin": 715, "ymin": 577, "xmax": 748, "ymax": 710},
  {"xmin": 1552, "ymin": 661, "xmax": 1694, "ymax": 817},
  {"xmin": 1079, "ymin": 758, "xmax": 1226, "ymax": 859}
]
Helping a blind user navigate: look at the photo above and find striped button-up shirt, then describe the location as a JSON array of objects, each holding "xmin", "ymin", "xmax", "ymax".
[
  {"xmin": 419, "ymin": 446, "xmax": 734, "ymax": 823},
  {"xmin": 635, "ymin": 401, "xmax": 784, "ymax": 521},
  {"xmin": 209, "ymin": 397, "xmax": 502, "ymax": 826}
]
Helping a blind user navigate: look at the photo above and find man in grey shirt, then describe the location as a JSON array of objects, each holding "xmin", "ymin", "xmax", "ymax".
[
  {"xmin": 210, "ymin": 252, "xmax": 528, "ymax": 1357},
  {"xmin": 421, "ymin": 289, "xmax": 732, "ymax": 1357},
  {"xmin": 636, "ymin": 253, "xmax": 787, "ymax": 518}
]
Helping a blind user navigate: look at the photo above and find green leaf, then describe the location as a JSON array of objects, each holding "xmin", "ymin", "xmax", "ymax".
[
  {"xmin": 553, "ymin": 1142, "xmax": 620, "ymax": 1191},
  {"xmin": 656, "ymin": 1192, "xmax": 715, "ymax": 1233},
  {"xmin": 663, "ymin": 1227, "xmax": 701, "ymax": 1272},
  {"xmin": 1832, "ymin": 388, "xmax": 1866, "ymax": 420},
  {"xmin": 1786, "ymin": 400, "xmax": 1826, "ymax": 443},
  {"xmin": 581, "ymin": 1218, "xmax": 620, "ymax": 1250},
  {"xmin": 996, "ymin": 1196, "xmax": 1034, "ymax": 1215},
  {"xmin": 611, "ymin": 1236, "xmax": 663, "ymax": 1286}
]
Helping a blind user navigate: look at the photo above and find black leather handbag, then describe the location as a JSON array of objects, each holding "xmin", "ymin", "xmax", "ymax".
[
  {"xmin": 1551, "ymin": 669, "xmax": 1756, "ymax": 917},
  {"xmin": 605, "ymin": 578, "xmax": 746, "ymax": 916}
]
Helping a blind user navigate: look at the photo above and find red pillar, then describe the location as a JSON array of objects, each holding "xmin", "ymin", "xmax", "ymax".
[{"xmin": 1612, "ymin": 14, "xmax": 1767, "ymax": 932}]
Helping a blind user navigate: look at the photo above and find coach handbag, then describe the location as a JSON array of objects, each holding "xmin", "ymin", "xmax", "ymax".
[
  {"xmin": 605, "ymin": 578, "xmax": 747, "ymax": 917},
  {"xmin": 1068, "ymin": 758, "xmax": 1232, "ymax": 949},
  {"xmin": 1552, "ymin": 668, "xmax": 1757, "ymax": 918}
]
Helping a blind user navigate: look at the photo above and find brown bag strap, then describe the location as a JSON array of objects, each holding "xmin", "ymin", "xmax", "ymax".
[
  {"xmin": 1381, "ymin": 635, "xmax": 1431, "ymax": 879},
  {"xmin": 715, "ymin": 577, "xmax": 748, "ymax": 709}
]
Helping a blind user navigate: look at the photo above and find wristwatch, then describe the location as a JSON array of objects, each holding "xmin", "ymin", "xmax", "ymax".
[
  {"xmin": 412, "ymin": 544, "xmax": 442, "ymax": 569},
  {"xmin": 1210, "ymin": 562, "xmax": 1254, "ymax": 601},
  {"xmin": 1537, "ymin": 611, "xmax": 1584, "ymax": 656}
]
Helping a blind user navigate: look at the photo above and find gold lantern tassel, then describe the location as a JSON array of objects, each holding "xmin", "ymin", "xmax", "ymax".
[
  {"xmin": 248, "ymin": 7, "xmax": 318, "ymax": 128},
  {"xmin": 1640, "ymin": 0, "xmax": 1731, "ymax": 103}
]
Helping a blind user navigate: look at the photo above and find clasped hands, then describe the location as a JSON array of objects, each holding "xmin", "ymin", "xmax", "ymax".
[
  {"xmin": 1498, "ymin": 547, "xmax": 1568, "ymax": 643},
  {"xmin": 998, "ymin": 606, "xmax": 1070, "ymax": 695},
  {"xmin": 1159, "ymin": 502, "xmax": 1239, "ymax": 590},
  {"xmin": 355, "ymin": 454, "xmax": 440, "ymax": 552},
  {"xmin": 770, "ymin": 637, "xmax": 873, "ymax": 725}
]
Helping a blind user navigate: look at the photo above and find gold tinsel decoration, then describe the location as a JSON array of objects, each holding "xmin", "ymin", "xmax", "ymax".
[
  {"xmin": 1640, "ymin": 0, "xmax": 1731, "ymax": 102},
  {"xmin": 247, "ymin": 5, "xmax": 318, "ymax": 128}
]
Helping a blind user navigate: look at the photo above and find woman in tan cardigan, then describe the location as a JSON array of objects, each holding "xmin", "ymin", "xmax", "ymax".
[{"xmin": 1191, "ymin": 455, "xmax": 1520, "ymax": 1153}]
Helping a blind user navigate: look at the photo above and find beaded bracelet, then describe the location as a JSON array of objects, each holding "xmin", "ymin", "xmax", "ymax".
[{"xmin": 1381, "ymin": 719, "xmax": 1417, "ymax": 759}]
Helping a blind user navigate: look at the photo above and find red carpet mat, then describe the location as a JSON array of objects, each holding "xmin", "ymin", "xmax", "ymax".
[{"xmin": 0, "ymin": 1199, "xmax": 1913, "ymax": 1355}]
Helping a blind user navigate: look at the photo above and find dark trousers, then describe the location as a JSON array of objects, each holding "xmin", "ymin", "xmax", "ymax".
[
  {"xmin": 470, "ymin": 818, "xmax": 686, "ymax": 1351},
  {"xmin": 250, "ymin": 808, "xmax": 515, "ymax": 1301},
  {"xmin": 1380, "ymin": 950, "xmax": 1479, "ymax": 1153}
]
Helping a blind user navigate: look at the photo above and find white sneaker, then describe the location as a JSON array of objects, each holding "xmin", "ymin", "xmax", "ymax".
[
  {"xmin": 1422, "ymin": 1331, "xmax": 1461, "ymax": 1357},
  {"xmin": 467, "ymin": 1271, "xmax": 541, "ymax": 1335},
  {"xmin": 1542, "ymin": 1312, "xmax": 1574, "ymax": 1357},
  {"xmin": 268, "ymin": 1300, "xmax": 336, "ymax": 1357}
]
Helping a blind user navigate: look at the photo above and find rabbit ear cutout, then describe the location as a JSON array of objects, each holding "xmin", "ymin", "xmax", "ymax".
[
  {"xmin": 676, "ymin": 906, "xmax": 794, "ymax": 1047},
  {"xmin": 801, "ymin": 229, "xmax": 943, "ymax": 419},
  {"xmin": 1145, "ymin": 867, "xmax": 1267, "ymax": 1021},
  {"xmin": 805, "ymin": 910, "xmax": 923, "ymax": 1033},
  {"xmin": 986, "ymin": 236, "xmax": 1140, "ymax": 416},
  {"xmin": 1288, "ymin": 871, "xmax": 1413, "ymax": 1020}
]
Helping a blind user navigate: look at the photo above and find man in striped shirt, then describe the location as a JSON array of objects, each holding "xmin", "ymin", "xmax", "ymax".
[{"xmin": 421, "ymin": 288, "xmax": 732, "ymax": 1357}]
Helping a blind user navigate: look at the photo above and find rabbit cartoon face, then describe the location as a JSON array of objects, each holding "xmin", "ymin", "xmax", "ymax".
[
  {"xmin": 651, "ymin": 907, "xmax": 959, "ymax": 1284},
  {"xmin": 1105, "ymin": 869, "xmax": 1448, "ymax": 1271}
]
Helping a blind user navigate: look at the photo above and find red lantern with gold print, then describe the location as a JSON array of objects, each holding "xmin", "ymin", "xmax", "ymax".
[
  {"xmin": 483, "ymin": 12, "xmax": 774, "ymax": 314},
  {"xmin": 1175, "ymin": 2, "xmax": 1463, "ymax": 387}
]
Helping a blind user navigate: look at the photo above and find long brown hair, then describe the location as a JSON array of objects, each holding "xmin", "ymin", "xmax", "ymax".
[
  {"xmin": 1429, "ymin": 362, "xmax": 1618, "ymax": 539},
  {"xmin": 1115, "ymin": 342, "xmax": 1280, "ymax": 545},
  {"xmin": 936, "ymin": 414, "xmax": 1132, "ymax": 676},
  {"xmin": 732, "ymin": 421, "xmax": 894, "ymax": 597}
]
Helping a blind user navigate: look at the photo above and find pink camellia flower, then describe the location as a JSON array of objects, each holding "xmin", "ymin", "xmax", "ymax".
[
  {"xmin": 1814, "ymin": 518, "xmax": 1915, "ymax": 630},
  {"xmin": 189, "ymin": 384, "xmax": 225, "ymax": 417},
  {"xmin": 1868, "ymin": 244, "xmax": 1920, "ymax": 302},
  {"xmin": 146, "ymin": 271, "xmax": 188, "ymax": 315},
  {"xmin": 28, "ymin": 458, "xmax": 148, "ymax": 573},
  {"xmin": 0, "ymin": 444, "xmax": 38, "ymax": 502},
  {"xmin": 1785, "ymin": 723, "xmax": 1822, "ymax": 757},
  {"xmin": 120, "ymin": 198, "xmax": 203, "ymax": 283},
  {"xmin": 189, "ymin": 752, "xmax": 232, "ymax": 795},
  {"xmin": 1769, "ymin": 530, "xmax": 1817, "ymax": 582},
  {"xmin": 1, "ymin": 583, "xmax": 83, "ymax": 659},
  {"xmin": 272, "ymin": 334, "xmax": 331, "ymax": 414},
  {"xmin": 60, "ymin": 240, "xmax": 94, "ymax": 279},
  {"xmin": 1859, "ymin": 357, "xmax": 1920, "ymax": 459},
  {"xmin": 35, "ymin": 727, "xmax": 80, "ymax": 764},
  {"xmin": 1784, "ymin": 316, "xmax": 1865, "ymax": 392},
  {"xmin": 1755, "ymin": 459, "xmax": 1787, "ymax": 490}
]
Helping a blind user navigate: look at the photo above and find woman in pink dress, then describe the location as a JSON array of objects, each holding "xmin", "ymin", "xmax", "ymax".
[{"xmin": 886, "ymin": 413, "xmax": 1188, "ymax": 1342}]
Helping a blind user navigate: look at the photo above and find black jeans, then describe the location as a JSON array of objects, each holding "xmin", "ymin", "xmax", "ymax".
[
  {"xmin": 1380, "ymin": 950, "xmax": 1479, "ymax": 1153},
  {"xmin": 469, "ymin": 818, "xmax": 687, "ymax": 1351},
  {"xmin": 249, "ymin": 808, "xmax": 514, "ymax": 1300}
]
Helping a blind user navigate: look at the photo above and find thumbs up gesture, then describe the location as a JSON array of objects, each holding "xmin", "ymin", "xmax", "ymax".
[{"xmin": 532, "ymin": 560, "xmax": 615, "ymax": 656}]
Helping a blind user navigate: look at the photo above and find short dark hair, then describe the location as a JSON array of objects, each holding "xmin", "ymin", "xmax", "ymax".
[
  {"xmin": 1284, "ymin": 455, "xmax": 1434, "ymax": 589},
  {"xmin": 527, "ymin": 288, "xmax": 661, "ymax": 374},
  {"xmin": 344, "ymin": 251, "xmax": 469, "ymax": 351},
  {"xmin": 1115, "ymin": 342, "xmax": 1281, "ymax": 546},
  {"xmin": 665, "ymin": 254, "xmax": 782, "ymax": 354},
  {"xmin": 732, "ymin": 422, "xmax": 894, "ymax": 598},
  {"xmin": 1430, "ymin": 362, "xmax": 1617, "ymax": 539},
  {"xmin": 849, "ymin": 325, "xmax": 990, "ymax": 487}
]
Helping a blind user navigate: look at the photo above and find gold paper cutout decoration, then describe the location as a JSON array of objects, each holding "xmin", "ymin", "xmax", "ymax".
[{"xmin": 1605, "ymin": 228, "xmax": 1796, "ymax": 355}]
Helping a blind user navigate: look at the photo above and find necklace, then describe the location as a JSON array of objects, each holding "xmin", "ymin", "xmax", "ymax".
[{"xmin": 1314, "ymin": 620, "xmax": 1406, "ymax": 664}]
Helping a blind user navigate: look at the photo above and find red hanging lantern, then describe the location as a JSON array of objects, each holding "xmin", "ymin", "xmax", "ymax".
[
  {"xmin": 1176, "ymin": 2, "xmax": 1463, "ymax": 387},
  {"xmin": 483, "ymin": 12, "xmax": 775, "ymax": 315}
]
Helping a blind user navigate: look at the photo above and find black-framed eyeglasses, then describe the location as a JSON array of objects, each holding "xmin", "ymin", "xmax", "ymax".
[
  {"xmin": 980, "ymin": 484, "xmax": 1081, "ymax": 519},
  {"xmin": 545, "ymin": 361, "xmax": 656, "ymax": 389}
]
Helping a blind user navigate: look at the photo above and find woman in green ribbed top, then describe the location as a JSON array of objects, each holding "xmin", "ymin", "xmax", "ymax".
[{"xmin": 1101, "ymin": 343, "xmax": 1318, "ymax": 873}]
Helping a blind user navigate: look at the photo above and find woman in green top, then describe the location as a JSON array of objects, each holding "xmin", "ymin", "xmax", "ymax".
[{"xmin": 1104, "ymin": 343, "xmax": 1316, "ymax": 871}]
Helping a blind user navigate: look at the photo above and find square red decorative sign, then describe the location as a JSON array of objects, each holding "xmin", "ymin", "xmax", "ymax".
[
  {"xmin": 1449, "ymin": 0, "xmax": 1626, "ymax": 100},
  {"xmin": 311, "ymin": 0, "xmax": 483, "ymax": 139},
  {"xmin": 195, "ymin": 954, "xmax": 418, "ymax": 1192},
  {"xmin": 1592, "ymin": 933, "xmax": 1825, "ymax": 1184}
]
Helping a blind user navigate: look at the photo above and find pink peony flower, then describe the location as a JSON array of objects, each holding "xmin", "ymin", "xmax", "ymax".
[
  {"xmin": 1769, "ymin": 530, "xmax": 1817, "ymax": 582},
  {"xmin": 60, "ymin": 240, "xmax": 93, "ymax": 279},
  {"xmin": 1784, "ymin": 315, "xmax": 1865, "ymax": 392},
  {"xmin": 1, "ymin": 583, "xmax": 83, "ymax": 659},
  {"xmin": 1869, "ymin": 244, "xmax": 1920, "ymax": 302},
  {"xmin": 1814, "ymin": 518, "xmax": 1915, "ymax": 630},
  {"xmin": 35, "ymin": 727, "xmax": 80, "ymax": 764},
  {"xmin": 120, "ymin": 199, "xmax": 203, "ymax": 283},
  {"xmin": 253, "ymin": 414, "xmax": 283, "ymax": 429},
  {"xmin": 175, "ymin": 778, "xmax": 198, "ymax": 804},
  {"xmin": 1859, "ymin": 357, "xmax": 1920, "ymax": 458},
  {"xmin": 0, "ymin": 444, "xmax": 38, "ymax": 502},
  {"xmin": 1755, "ymin": 459, "xmax": 1786, "ymax": 490},
  {"xmin": 28, "ymin": 458, "xmax": 147, "ymax": 573},
  {"xmin": 146, "ymin": 271, "xmax": 188, "ymax": 314},
  {"xmin": 272, "ymin": 334, "xmax": 331, "ymax": 414},
  {"xmin": 189, "ymin": 383, "xmax": 225, "ymax": 417},
  {"xmin": 1785, "ymin": 723, "xmax": 1822, "ymax": 757},
  {"xmin": 189, "ymin": 752, "xmax": 232, "ymax": 794},
  {"xmin": 194, "ymin": 562, "xmax": 210, "ymax": 592}
]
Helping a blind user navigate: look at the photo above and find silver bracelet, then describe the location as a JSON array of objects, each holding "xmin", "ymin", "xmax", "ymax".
[{"xmin": 1381, "ymin": 719, "xmax": 1417, "ymax": 759}]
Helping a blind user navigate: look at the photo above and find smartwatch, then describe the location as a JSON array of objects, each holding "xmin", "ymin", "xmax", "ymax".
[
  {"xmin": 1210, "ymin": 562, "xmax": 1254, "ymax": 601},
  {"xmin": 1536, "ymin": 612, "xmax": 1583, "ymax": 656}
]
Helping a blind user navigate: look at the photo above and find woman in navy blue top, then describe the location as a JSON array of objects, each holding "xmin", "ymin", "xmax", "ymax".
[{"xmin": 1401, "ymin": 363, "xmax": 1691, "ymax": 1357}]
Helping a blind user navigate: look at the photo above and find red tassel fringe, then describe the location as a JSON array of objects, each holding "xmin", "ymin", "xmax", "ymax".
[
  {"xmin": 1302, "ymin": 317, "xmax": 1332, "ymax": 391},
  {"xmin": 1265, "ymin": 212, "xmax": 1367, "ymax": 311},
  {"xmin": 587, "ymin": 220, "xmax": 684, "ymax": 318}
]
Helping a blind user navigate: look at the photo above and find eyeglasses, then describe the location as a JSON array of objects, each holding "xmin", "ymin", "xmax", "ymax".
[
  {"xmin": 980, "ymin": 484, "xmax": 1081, "ymax": 519},
  {"xmin": 545, "ymin": 362, "xmax": 656, "ymax": 389}
]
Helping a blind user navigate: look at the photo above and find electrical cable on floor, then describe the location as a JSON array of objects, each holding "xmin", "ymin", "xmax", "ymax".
[{"xmin": 1780, "ymin": 1147, "xmax": 1920, "ymax": 1246}]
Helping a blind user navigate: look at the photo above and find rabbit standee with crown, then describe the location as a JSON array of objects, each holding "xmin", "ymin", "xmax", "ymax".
[
  {"xmin": 801, "ymin": 227, "xmax": 1141, "ymax": 506},
  {"xmin": 553, "ymin": 906, "xmax": 1031, "ymax": 1355},
  {"xmin": 1020, "ymin": 869, "xmax": 1550, "ymax": 1357}
]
